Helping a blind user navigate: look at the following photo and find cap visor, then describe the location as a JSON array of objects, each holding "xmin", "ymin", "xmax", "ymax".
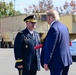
[{"xmin": 25, "ymin": 19, "xmax": 37, "ymax": 22}]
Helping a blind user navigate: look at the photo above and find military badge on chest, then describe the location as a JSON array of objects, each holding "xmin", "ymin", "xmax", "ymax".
[{"xmin": 23, "ymin": 37, "xmax": 29, "ymax": 48}]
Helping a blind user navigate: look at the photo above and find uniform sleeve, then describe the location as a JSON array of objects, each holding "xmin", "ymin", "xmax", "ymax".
[
  {"xmin": 44, "ymin": 27, "xmax": 58, "ymax": 64},
  {"xmin": 14, "ymin": 32, "xmax": 23, "ymax": 67}
]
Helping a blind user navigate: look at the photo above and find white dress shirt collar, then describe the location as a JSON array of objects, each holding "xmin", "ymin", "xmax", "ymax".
[
  {"xmin": 51, "ymin": 20, "xmax": 57, "ymax": 26},
  {"xmin": 27, "ymin": 29, "xmax": 33, "ymax": 34}
]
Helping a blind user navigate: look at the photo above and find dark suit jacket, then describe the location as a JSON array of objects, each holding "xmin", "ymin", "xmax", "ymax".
[
  {"xmin": 41, "ymin": 21, "xmax": 72, "ymax": 69},
  {"xmin": 14, "ymin": 28, "xmax": 40, "ymax": 71}
]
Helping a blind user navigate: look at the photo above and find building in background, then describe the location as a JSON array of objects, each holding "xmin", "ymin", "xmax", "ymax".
[{"xmin": 0, "ymin": 13, "xmax": 76, "ymax": 47}]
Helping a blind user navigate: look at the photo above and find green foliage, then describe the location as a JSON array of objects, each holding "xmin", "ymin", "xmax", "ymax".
[{"xmin": 0, "ymin": 1, "xmax": 21, "ymax": 17}]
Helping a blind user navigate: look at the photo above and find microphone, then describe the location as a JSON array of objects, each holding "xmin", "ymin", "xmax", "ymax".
[{"xmin": 34, "ymin": 44, "xmax": 43, "ymax": 49}]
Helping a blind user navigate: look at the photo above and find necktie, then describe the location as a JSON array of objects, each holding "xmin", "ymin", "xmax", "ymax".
[{"xmin": 31, "ymin": 33, "xmax": 35, "ymax": 40}]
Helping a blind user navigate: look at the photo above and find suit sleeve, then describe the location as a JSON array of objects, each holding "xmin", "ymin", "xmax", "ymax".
[
  {"xmin": 44, "ymin": 27, "xmax": 58, "ymax": 64},
  {"xmin": 14, "ymin": 32, "xmax": 23, "ymax": 67}
]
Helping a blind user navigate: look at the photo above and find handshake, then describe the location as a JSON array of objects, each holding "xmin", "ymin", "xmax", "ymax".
[{"xmin": 34, "ymin": 44, "xmax": 43, "ymax": 49}]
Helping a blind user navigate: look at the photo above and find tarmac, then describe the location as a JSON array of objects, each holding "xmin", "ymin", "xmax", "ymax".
[{"xmin": 0, "ymin": 48, "xmax": 76, "ymax": 75}]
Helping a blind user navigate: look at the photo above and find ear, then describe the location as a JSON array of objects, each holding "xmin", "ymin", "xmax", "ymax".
[
  {"xmin": 49, "ymin": 16, "xmax": 51, "ymax": 20},
  {"xmin": 50, "ymin": 16, "xmax": 53, "ymax": 20},
  {"xmin": 49, "ymin": 17, "xmax": 50, "ymax": 20}
]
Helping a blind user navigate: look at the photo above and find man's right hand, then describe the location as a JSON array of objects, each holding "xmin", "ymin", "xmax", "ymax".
[
  {"xmin": 44, "ymin": 64, "xmax": 49, "ymax": 71},
  {"xmin": 18, "ymin": 65, "xmax": 23, "ymax": 69}
]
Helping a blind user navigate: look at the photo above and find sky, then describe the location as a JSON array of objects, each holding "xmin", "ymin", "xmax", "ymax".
[{"xmin": 0, "ymin": 0, "xmax": 72, "ymax": 13}]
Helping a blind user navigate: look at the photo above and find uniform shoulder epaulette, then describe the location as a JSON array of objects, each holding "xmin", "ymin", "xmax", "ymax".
[{"xmin": 19, "ymin": 31, "xmax": 23, "ymax": 34}]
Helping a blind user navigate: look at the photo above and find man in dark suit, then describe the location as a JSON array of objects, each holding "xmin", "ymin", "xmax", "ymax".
[
  {"xmin": 40, "ymin": 9, "xmax": 72, "ymax": 75},
  {"xmin": 14, "ymin": 15, "xmax": 41, "ymax": 75}
]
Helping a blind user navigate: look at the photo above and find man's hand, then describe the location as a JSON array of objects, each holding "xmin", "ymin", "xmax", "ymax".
[
  {"xmin": 18, "ymin": 65, "xmax": 23, "ymax": 69},
  {"xmin": 44, "ymin": 64, "xmax": 49, "ymax": 71}
]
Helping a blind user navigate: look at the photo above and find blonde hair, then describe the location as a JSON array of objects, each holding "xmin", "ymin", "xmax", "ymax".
[{"xmin": 46, "ymin": 9, "xmax": 60, "ymax": 20}]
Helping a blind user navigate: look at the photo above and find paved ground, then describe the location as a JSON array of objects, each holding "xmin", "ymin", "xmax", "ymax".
[{"xmin": 0, "ymin": 48, "xmax": 76, "ymax": 75}]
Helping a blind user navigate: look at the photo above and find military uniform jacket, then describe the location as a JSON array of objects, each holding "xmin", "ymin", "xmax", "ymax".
[{"xmin": 14, "ymin": 28, "xmax": 40, "ymax": 71}]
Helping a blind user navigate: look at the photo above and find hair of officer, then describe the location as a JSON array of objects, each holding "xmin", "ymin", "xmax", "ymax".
[{"xmin": 46, "ymin": 9, "xmax": 60, "ymax": 20}]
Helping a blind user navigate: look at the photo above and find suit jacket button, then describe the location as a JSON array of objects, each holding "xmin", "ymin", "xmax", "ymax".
[{"xmin": 25, "ymin": 45, "xmax": 28, "ymax": 48}]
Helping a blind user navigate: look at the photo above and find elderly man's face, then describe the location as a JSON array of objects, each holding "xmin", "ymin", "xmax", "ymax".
[
  {"xmin": 26, "ymin": 21, "xmax": 36, "ymax": 31},
  {"xmin": 46, "ymin": 16, "xmax": 51, "ymax": 25},
  {"xmin": 46, "ymin": 15, "xmax": 53, "ymax": 25}
]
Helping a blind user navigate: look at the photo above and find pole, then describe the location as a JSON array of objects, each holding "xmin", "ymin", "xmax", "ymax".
[
  {"xmin": 14, "ymin": 0, "xmax": 15, "ymax": 10},
  {"xmin": 13, "ymin": 0, "xmax": 16, "ymax": 15}
]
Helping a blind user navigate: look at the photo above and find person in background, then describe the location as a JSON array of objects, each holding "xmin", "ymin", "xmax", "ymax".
[
  {"xmin": 40, "ymin": 9, "xmax": 72, "ymax": 75},
  {"xmin": 1, "ymin": 38, "xmax": 4, "ymax": 48},
  {"xmin": 14, "ymin": 15, "xmax": 41, "ymax": 75}
]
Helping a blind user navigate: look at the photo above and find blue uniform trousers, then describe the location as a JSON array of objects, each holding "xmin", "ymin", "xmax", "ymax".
[{"xmin": 18, "ymin": 69, "xmax": 37, "ymax": 75}]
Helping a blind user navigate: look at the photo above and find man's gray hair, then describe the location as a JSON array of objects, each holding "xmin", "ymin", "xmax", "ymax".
[{"xmin": 46, "ymin": 9, "xmax": 60, "ymax": 20}]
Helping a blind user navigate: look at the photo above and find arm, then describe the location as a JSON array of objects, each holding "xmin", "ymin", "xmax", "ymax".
[
  {"xmin": 44, "ymin": 27, "xmax": 58, "ymax": 64},
  {"xmin": 14, "ymin": 32, "xmax": 23, "ymax": 69}
]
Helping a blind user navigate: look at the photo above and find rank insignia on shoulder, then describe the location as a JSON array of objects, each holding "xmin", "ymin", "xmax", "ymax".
[{"xmin": 19, "ymin": 31, "xmax": 23, "ymax": 33}]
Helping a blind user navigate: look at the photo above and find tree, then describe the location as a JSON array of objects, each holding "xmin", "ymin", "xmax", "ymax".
[
  {"xmin": 0, "ymin": 1, "xmax": 21, "ymax": 17},
  {"xmin": 24, "ymin": 0, "xmax": 53, "ymax": 13},
  {"xmin": 56, "ymin": 0, "xmax": 76, "ymax": 15}
]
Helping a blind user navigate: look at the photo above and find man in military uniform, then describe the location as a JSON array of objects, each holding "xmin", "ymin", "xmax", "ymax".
[{"xmin": 14, "ymin": 15, "xmax": 41, "ymax": 75}]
